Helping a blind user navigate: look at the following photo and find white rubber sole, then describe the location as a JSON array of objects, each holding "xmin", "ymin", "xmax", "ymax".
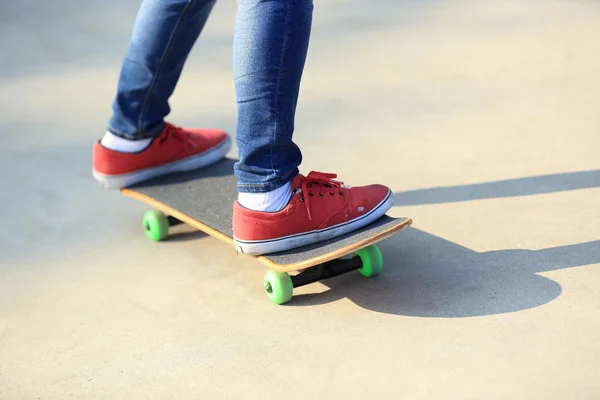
[
  {"xmin": 93, "ymin": 135, "xmax": 232, "ymax": 189},
  {"xmin": 233, "ymin": 189, "xmax": 393, "ymax": 256}
]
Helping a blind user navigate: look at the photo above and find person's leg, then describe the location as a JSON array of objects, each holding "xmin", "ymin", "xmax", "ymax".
[
  {"xmin": 231, "ymin": 0, "xmax": 393, "ymax": 255},
  {"xmin": 93, "ymin": 0, "xmax": 231, "ymax": 188},
  {"xmin": 109, "ymin": 0, "xmax": 216, "ymax": 140},
  {"xmin": 232, "ymin": 0, "xmax": 311, "ymax": 196}
]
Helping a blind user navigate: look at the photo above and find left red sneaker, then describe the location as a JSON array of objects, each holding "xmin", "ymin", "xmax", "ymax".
[{"xmin": 92, "ymin": 122, "xmax": 230, "ymax": 188}]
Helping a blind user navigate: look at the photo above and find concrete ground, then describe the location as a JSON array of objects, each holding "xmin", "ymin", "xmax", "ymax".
[{"xmin": 1, "ymin": 0, "xmax": 599, "ymax": 398}]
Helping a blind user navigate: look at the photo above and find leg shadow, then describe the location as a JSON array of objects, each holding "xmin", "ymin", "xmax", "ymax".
[{"xmin": 393, "ymin": 170, "xmax": 600, "ymax": 206}]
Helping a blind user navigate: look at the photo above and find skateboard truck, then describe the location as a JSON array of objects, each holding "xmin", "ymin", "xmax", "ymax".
[
  {"xmin": 289, "ymin": 257, "xmax": 363, "ymax": 288},
  {"xmin": 166, "ymin": 216, "xmax": 184, "ymax": 228},
  {"xmin": 261, "ymin": 244, "xmax": 384, "ymax": 305}
]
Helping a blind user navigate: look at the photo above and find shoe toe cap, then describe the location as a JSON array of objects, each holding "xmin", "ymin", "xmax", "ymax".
[{"xmin": 350, "ymin": 184, "xmax": 391, "ymax": 211}]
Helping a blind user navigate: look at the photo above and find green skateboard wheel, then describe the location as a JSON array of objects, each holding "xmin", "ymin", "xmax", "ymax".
[
  {"xmin": 355, "ymin": 245, "xmax": 383, "ymax": 278},
  {"xmin": 143, "ymin": 210, "xmax": 169, "ymax": 241},
  {"xmin": 263, "ymin": 270, "xmax": 294, "ymax": 305}
]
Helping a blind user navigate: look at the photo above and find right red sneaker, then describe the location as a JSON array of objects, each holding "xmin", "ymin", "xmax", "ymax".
[
  {"xmin": 232, "ymin": 172, "xmax": 393, "ymax": 255},
  {"xmin": 93, "ymin": 122, "xmax": 231, "ymax": 188}
]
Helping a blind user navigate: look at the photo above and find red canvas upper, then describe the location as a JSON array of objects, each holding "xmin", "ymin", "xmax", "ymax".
[
  {"xmin": 93, "ymin": 123, "xmax": 228, "ymax": 176},
  {"xmin": 232, "ymin": 172, "xmax": 390, "ymax": 241}
]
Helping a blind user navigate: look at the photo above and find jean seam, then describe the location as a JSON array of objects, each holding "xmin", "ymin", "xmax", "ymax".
[
  {"xmin": 107, "ymin": 126, "xmax": 129, "ymax": 138},
  {"xmin": 107, "ymin": 124, "xmax": 162, "ymax": 140},
  {"xmin": 137, "ymin": 0, "xmax": 195, "ymax": 135},
  {"xmin": 271, "ymin": 0, "xmax": 292, "ymax": 175},
  {"xmin": 236, "ymin": 168, "xmax": 297, "ymax": 189}
]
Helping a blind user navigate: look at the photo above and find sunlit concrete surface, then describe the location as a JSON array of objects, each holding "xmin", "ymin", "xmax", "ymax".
[{"xmin": 1, "ymin": 0, "xmax": 599, "ymax": 398}]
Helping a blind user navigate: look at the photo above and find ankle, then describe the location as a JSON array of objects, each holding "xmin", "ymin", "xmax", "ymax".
[
  {"xmin": 238, "ymin": 182, "xmax": 293, "ymax": 212},
  {"xmin": 100, "ymin": 131, "xmax": 152, "ymax": 153}
]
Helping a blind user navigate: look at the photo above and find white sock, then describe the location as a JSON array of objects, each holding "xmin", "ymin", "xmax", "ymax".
[
  {"xmin": 238, "ymin": 181, "xmax": 293, "ymax": 212},
  {"xmin": 100, "ymin": 131, "xmax": 152, "ymax": 153}
]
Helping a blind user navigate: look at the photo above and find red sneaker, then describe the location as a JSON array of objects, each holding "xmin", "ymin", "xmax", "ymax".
[
  {"xmin": 92, "ymin": 122, "xmax": 231, "ymax": 188},
  {"xmin": 232, "ymin": 172, "xmax": 393, "ymax": 255}
]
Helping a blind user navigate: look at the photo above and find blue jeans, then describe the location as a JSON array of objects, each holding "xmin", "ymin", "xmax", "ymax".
[{"xmin": 107, "ymin": 0, "xmax": 313, "ymax": 193}]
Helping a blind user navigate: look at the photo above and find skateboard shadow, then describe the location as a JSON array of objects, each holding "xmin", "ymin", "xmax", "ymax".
[
  {"xmin": 290, "ymin": 227, "xmax": 600, "ymax": 317},
  {"xmin": 289, "ymin": 169, "xmax": 600, "ymax": 316}
]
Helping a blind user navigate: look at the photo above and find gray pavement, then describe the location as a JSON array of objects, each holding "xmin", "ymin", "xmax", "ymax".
[{"xmin": 1, "ymin": 0, "xmax": 599, "ymax": 399}]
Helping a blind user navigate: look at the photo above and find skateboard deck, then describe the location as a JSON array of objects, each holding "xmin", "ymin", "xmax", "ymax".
[{"xmin": 121, "ymin": 157, "xmax": 412, "ymax": 304}]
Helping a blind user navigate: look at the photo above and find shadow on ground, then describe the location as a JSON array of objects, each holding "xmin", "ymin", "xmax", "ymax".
[
  {"xmin": 292, "ymin": 228, "xmax": 599, "ymax": 317},
  {"xmin": 290, "ymin": 170, "xmax": 600, "ymax": 317},
  {"xmin": 393, "ymin": 170, "xmax": 600, "ymax": 206}
]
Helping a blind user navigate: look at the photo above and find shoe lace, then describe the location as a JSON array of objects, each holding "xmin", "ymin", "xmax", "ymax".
[
  {"xmin": 158, "ymin": 124, "xmax": 196, "ymax": 150},
  {"xmin": 300, "ymin": 171, "xmax": 344, "ymax": 220}
]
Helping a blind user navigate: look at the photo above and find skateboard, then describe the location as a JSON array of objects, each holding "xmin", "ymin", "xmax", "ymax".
[{"xmin": 121, "ymin": 158, "xmax": 412, "ymax": 305}]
